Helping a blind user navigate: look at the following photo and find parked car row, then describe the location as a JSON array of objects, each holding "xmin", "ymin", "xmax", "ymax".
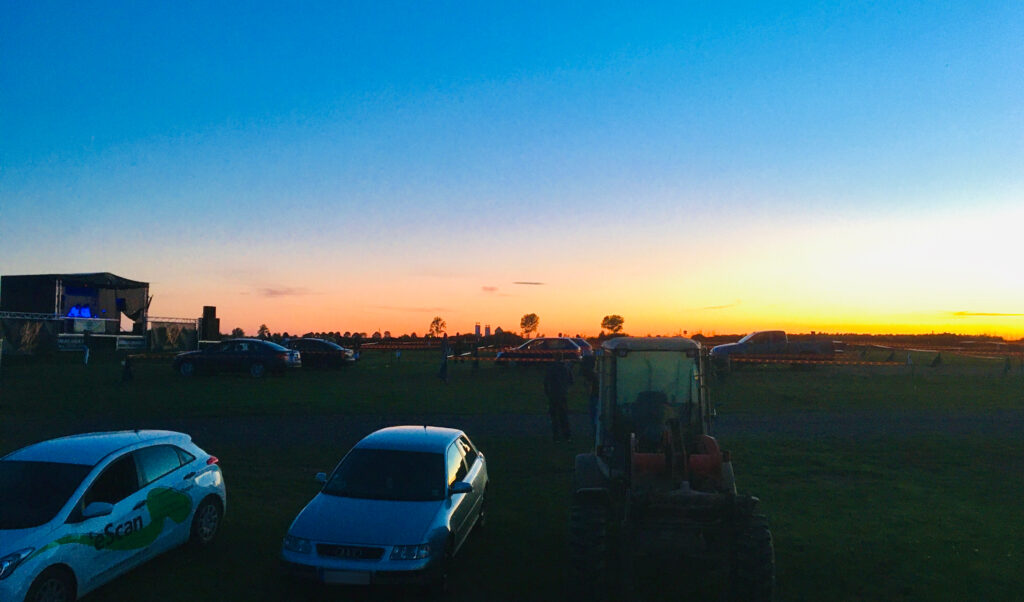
[
  {"xmin": 0, "ymin": 426, "xmax": 487, "ymax": 601},
  {"xmin": 494, "ymin": 337, "xmax": 587, "ymax": 365},
  {"xmin": 172, "ymin": 338, "xmax": 355, "ymax": 378}
]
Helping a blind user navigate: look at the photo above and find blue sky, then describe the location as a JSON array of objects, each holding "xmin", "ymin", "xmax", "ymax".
[{"xmin": 2, "ymin": 2, "xmax": 1022, "ymax": 336}]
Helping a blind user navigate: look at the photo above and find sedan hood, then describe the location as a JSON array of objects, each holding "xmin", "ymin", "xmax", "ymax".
[
  {"xmin": 289, "ymin": 493, "xmax": 443, "ymax": 546},
  {"xmin": 0, "ymin": 526, "xmax": 47, "ymax": 554},
  {"xmin": 710, "ymin": 343, "xmax": 740, "ymax": 356}
]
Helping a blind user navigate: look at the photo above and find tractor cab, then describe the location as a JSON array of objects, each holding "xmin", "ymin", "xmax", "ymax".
[{"xmin": 595, "ymin": 337, "xmax": 726, "ymax": 493}]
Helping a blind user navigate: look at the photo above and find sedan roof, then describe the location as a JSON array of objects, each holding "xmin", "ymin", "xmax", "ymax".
[
  {"xmin": 355, "ymin": 426, "xmax": 463, "ymax": 454},
  {"xmin": 3, "ymin": 430, "xmax": 187, "ymax": 466},
  {"xmin": 601, "ymin": 336, "xmax": 701, "ymax": 352}
]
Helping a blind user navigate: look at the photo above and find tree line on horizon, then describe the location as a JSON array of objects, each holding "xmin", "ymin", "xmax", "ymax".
[{"xmin": 224, "ymin": 314, "xmax": 1018, "ymax": 346}]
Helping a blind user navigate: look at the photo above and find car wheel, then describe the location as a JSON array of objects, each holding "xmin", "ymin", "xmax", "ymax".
[
  {"xmin": 179, "ymin": 361, "xmax": 196, "ymax": 377},
  {"xmin": 24, "ymin": 567, "xmax": 75, "ymax": 602},
  {"xmin": 189, "ymin": 497, "xmax": 222, "ymax": 547},
  {"xmin": 427, "ymin": 539, "xmax": 453, "ymax": 597},
  {"xmin": 249, "ymin": 362, "xmax": 266, "ymax": 378}
]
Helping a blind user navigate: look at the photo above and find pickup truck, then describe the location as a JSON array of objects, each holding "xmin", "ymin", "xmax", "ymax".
[{"xmin": 710, "ymin": 330, "xmax": 838, "ymax": 368}]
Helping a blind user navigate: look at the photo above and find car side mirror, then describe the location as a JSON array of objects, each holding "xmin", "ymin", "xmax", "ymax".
[
  {"xmin": 82, "ymin": 502, "xmax": 114, "ymax": 519},
  {"xmin": 449, "ymin": 481, "xmax": 473, "ymax": 496},
  {"xmin": 315, "ymin": 472, "xmax": 327, "ymax": 484}
]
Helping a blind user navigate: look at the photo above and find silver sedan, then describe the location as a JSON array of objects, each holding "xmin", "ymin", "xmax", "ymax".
[{"xmin": 280, "ymin": 426, "xmax": 488, "ymax": 593}]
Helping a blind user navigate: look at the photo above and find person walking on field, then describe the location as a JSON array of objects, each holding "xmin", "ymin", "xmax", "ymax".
[
  {"xmin": 437, "ymin": 333, "xmax": 450, "ymax": 384},
  {"xmin": 544, "ymin": 355, "xmax": 574, "ymax": 442}
]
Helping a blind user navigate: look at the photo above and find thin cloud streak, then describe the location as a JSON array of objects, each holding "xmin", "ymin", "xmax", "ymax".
[
  {"xmin": 372, "ymin": 305, "xmax": 451, "ymax": 313},
  {"xmin": 951, "ymin": 311, "xmax": 1024, "ymax": 317},
  {"xmin": 513, "ymin": 281, "xmax": 545, "ymax": 286},
  {"xmin": 259, "ymin": 287, "xmax": 315, "ymax": 298},
  {"xmin": 700, "ymin": 301, "xmax": 741, "ymax": 311}
]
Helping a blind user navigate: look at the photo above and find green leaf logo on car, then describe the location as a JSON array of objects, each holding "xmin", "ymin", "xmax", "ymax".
[{"xmin": 31, "ymin": 488, "xmax": 194, "ymax": 558}]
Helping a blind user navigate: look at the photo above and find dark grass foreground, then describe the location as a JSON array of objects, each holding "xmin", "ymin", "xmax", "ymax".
[{"xmin": 1, "ymin": 350, "xmax": 1022, "ymax": 600}]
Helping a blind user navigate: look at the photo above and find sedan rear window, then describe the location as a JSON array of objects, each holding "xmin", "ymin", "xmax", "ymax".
[
  {"xmin": 0, "ymin": 460, "xmax": 92, "ymax": 529},
  {"xmin": 323, "ymin": 449, "xmax": 444, "ymax": 501}
]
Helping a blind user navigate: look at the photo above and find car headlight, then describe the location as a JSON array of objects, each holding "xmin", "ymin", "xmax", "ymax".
[
  {"xmin": 0, "ymin": 548, "xmax": 34, "ymax": 580},
  {"xmin": 390, "ymin": 544, "xmax": 431, "ymax": 561},
  {"xmin": 282, "ymin": 535, "xmax": 312, "ymax": 554}
]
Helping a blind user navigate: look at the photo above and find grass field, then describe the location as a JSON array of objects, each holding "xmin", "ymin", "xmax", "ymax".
[{"xmin": 1, "ymin": 349, "xmax": 1022, "ymax": 600}]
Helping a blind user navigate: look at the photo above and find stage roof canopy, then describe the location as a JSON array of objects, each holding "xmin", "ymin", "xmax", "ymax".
[{"xmin": 1, "ymin": 272, "xmax": 149, "ymax": 317}]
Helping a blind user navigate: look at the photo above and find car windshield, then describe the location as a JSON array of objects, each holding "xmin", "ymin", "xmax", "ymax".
[
  {"xmin": 261, "ymin": 341, "xmax": 289, "ymax": 351},
  {"xmin": 323, "ymin": 449, "xmax": 445, "ymax": 502},
  {"xmin": 0, "ymin": 460, "xmax": 93, "ymax": 529}
]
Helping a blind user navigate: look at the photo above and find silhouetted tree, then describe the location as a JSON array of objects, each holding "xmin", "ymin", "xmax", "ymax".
[
  {"xmin": 520, "ymin": 313, "xmax": 539, "ymax": 337},
  {"xmin": 601, "ymin": 315, "xmax": 625, "ymax": 334},
  {"xmin": 230, "ymin": 327, "xmax": 245, "ymax": 337},
  {"xmin": 383, "ymin": 330, "xmax": 392, "ymax": 339},
  {"xmin": 257, "ymin": 324, "xmax": 270, "ymax": 339},
  {"xmin": 372, "ymin": 331, "xmax": 382, "ymax": 340},
  {"xmin": 429, "ymin": 317, "xmax": 447, "ymax": 338}
]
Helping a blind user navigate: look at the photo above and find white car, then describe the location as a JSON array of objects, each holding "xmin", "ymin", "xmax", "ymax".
[
  {"xmin": 0, "ymin": 431, "xmax": 226, "ymax": 602},
  {"xmin": 281, "ymin": 426, "xmax": 488, "ymax": 593}
]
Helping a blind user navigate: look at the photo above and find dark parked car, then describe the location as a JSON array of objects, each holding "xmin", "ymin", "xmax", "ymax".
[
  {"xmin": 495, "ymin": 337, "xmax": 582, "ymax": 365},
  {"xmin": 570, "ymin": 337, "xmax": 594, "ymax": 357},
  {"xmin": 284, "ymin": 338, "xmax": 355, "ymax": 369},
  {"xmin": 174, "ymin": 338, "xmax": 301, "ymax": 378}
]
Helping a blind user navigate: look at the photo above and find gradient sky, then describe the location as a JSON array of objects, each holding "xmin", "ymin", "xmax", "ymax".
[{"xmin": 2, "ymin": 2, "xmax": 1023, "ymax": 338}]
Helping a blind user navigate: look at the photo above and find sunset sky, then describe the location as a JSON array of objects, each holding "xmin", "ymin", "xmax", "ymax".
[{"xmin": 2, "ymin": 2, "xmax": 1022, "ymax": 339}]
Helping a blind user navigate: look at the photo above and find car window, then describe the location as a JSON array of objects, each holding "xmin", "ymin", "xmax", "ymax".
[
  {"xmin": 446, "ymin": 443, "xmax": 467, "ymax": 485},
  {"xmin": 458, "ymin": 437, "xmax": 477, "ymax": 468},
  {"xmin": 82, "ymin": 455, "xmax": 141, "ymax": 507},
  {"xmin": 135, "ymin": 445, "xmax": 185, "ymax": 485},
  {"xmin": 238, "ymin": 342, "xmax": 250, "ymax": 352},
  {"xmin": 0, "ymin": 460, "xmax": 92, "ymax": 529},
  {"xmin": 324, "ymin": 449, "xmax": 444, "ymax": 501},
  {"xmin": 176, "ymin": 447, "xmax": 196, "ymax": 465}
]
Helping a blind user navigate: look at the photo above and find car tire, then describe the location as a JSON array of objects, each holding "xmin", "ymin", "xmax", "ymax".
[
  {"xmin": 24, "ymin": 567, "xmax": 75, "ymax": 602},
  {"xmin": 189, "ymin": 497, "xmax": 222, "ymax": 548},
  {"xmin": 426, "ymin": 539, "xmax": 453, "ymax": 597},
  {"xmin": 179, "ymin": 361, "xmax": 196, "ymax": 377},
  {"xmin": 249, "ymin": 362, "xmax": 266, "ymax": 378}
]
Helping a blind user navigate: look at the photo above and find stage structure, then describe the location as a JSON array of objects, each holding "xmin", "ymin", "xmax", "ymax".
[{"xmin": 0, "ymin": 272, "xmax": 151, "ymax": 354}]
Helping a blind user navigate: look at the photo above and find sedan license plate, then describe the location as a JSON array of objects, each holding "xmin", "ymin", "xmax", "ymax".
[{"xmin": 323, "ymin": 570, "xmax": 371, "ymax": 585}]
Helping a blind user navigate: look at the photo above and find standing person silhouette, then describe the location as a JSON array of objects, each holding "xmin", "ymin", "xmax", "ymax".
[
  {"xmin": 437, "ymin": 333, "xmax": 450, "ymax": 384},
  {"xmin": 544, "ymin": 354, "xmax": 574, "ymax": 442}
]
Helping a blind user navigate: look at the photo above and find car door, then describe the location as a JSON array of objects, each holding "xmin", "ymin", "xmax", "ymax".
[
  {"xmin": 67, "ymin": 453, "xmax": 148, "ymax": 592},
  {"xmin": 445, "ymin": 442, "xmax": 473, "ymax": 552},
  {"xmin": 133, "ymin": 444, "xmax": 198, "ymax": 554},
  {"xmin": 207, "ymin": 341, "xmax": 239, "ymax": 372},
  {"xmin": 458, "ymin": 437, "xmax": 485, "ymax": 524}
]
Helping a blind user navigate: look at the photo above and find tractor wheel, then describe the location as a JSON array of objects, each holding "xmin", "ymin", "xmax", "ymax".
[
  {"xmin": 568, "ymin": 501, "xmax": 611, "ymax": 602},
  {"xmin": 727, "ymin": 514, "xmax": 775, "ymax": 602}
]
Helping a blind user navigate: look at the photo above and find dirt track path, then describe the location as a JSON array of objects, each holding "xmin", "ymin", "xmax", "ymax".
[{"xmin": 7, "ymin": 409, "xmax": 1024, "ymax": 452}]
